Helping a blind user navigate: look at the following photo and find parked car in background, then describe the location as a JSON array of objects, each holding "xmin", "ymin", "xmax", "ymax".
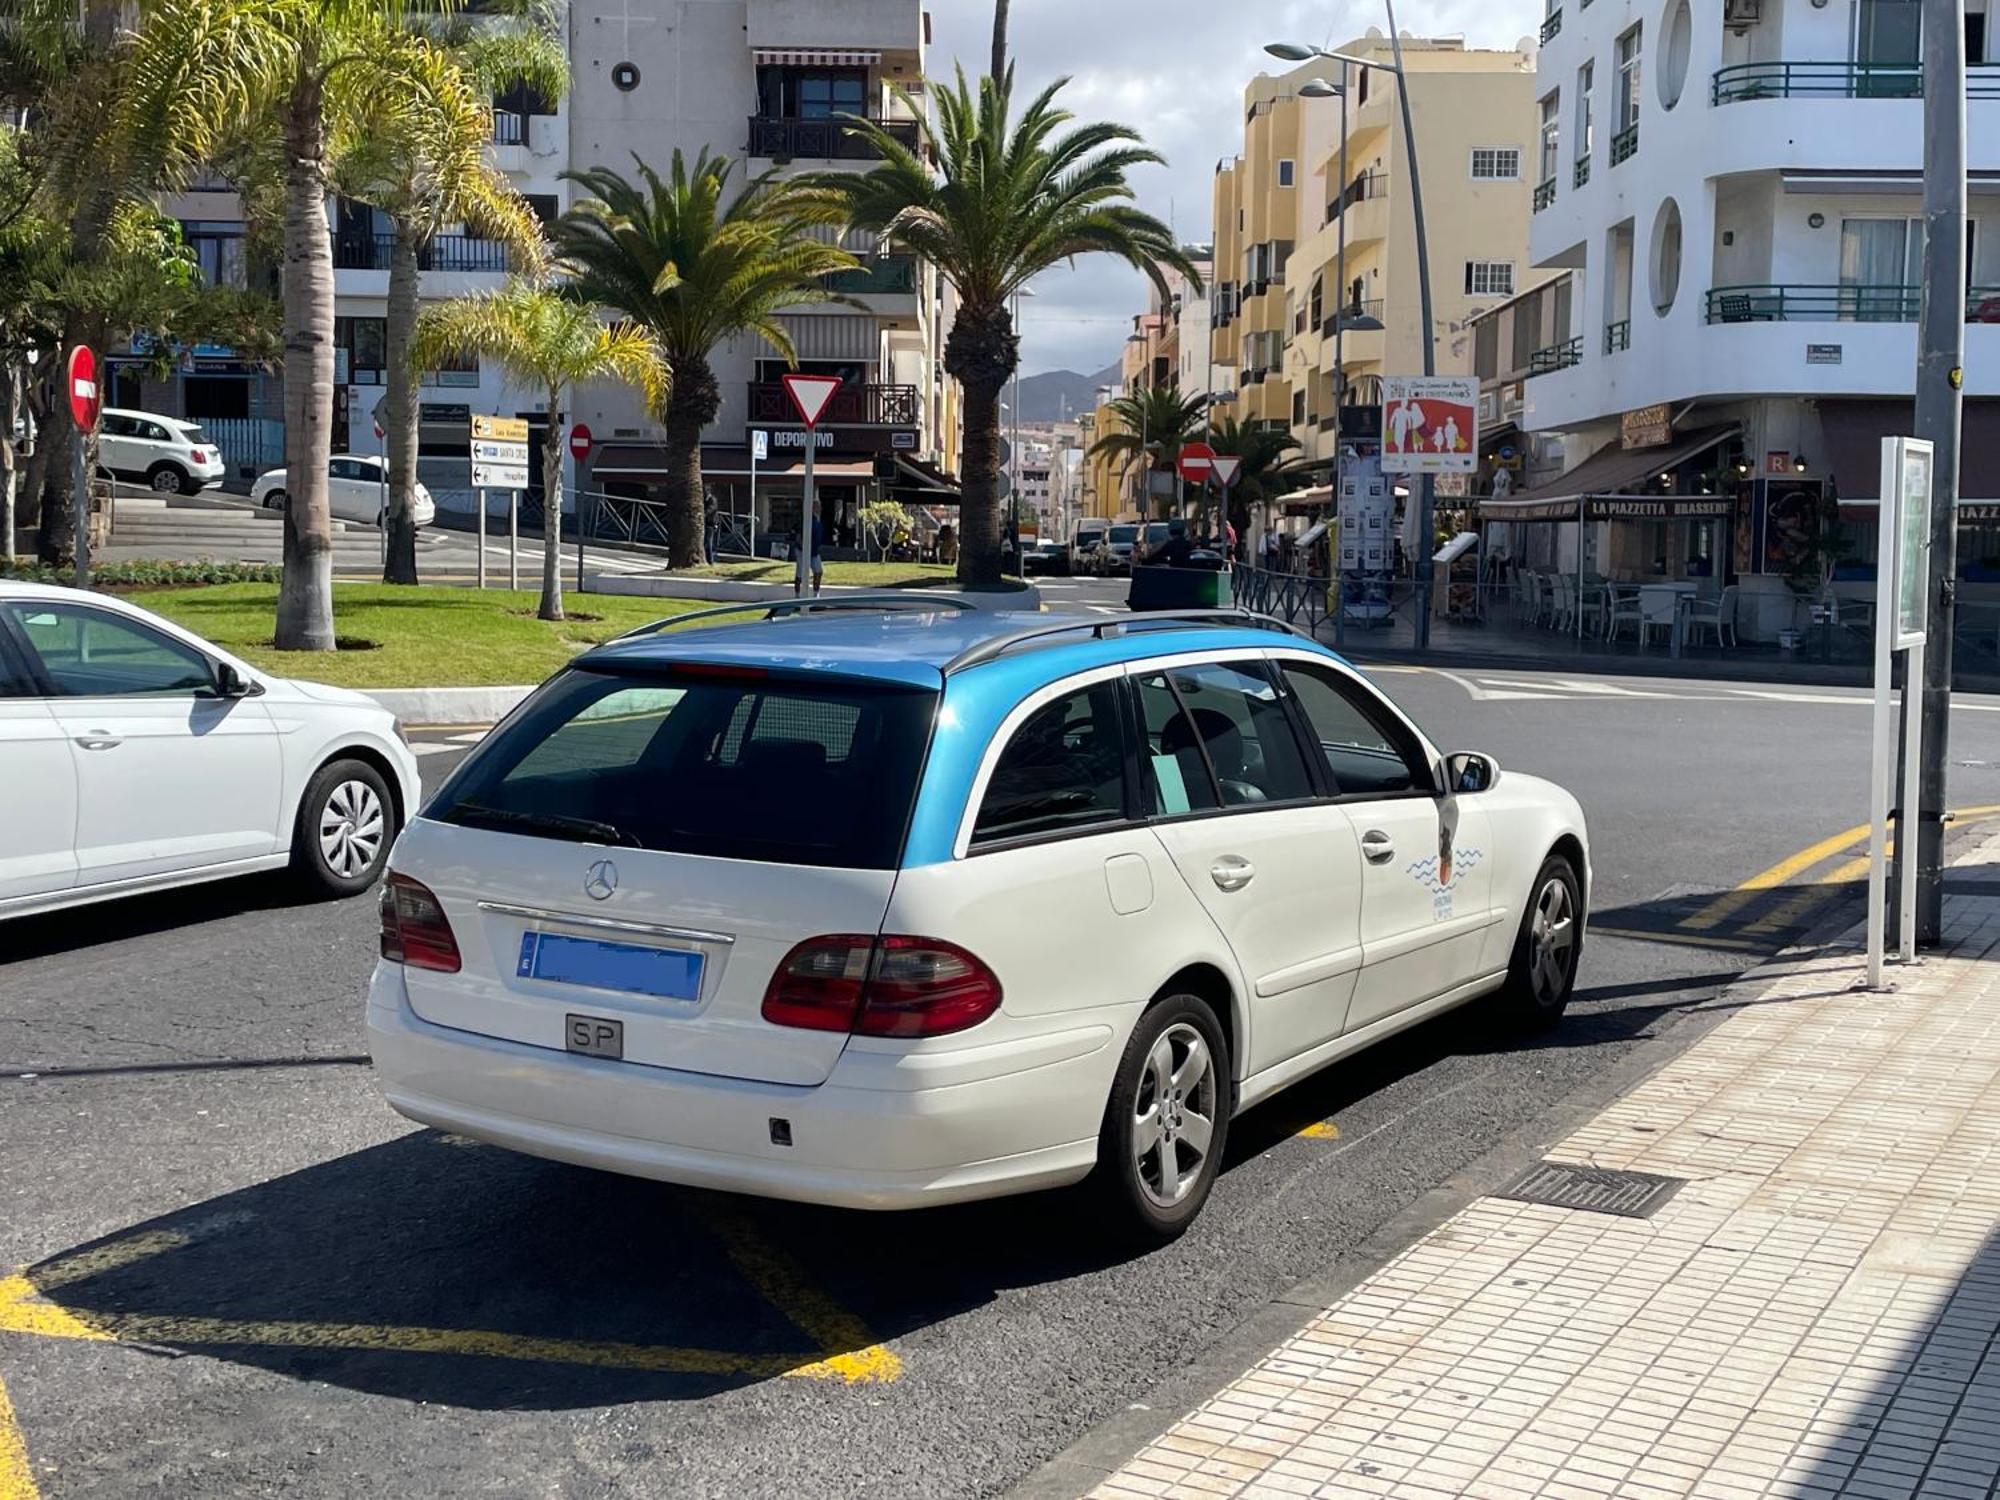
[
  {"xmin": 1099, "ymin": 523, "xmax": 1141, "ymax": 575},
  {"xmin": 1021, "ymin": 538, "xmax": 1069, "ymax": 576},
  {"xmin": 1071, "ymin": 522, "xmax": 1107, "ymax": 574},
  {"xmin": 96, "ymin": 408, "xmax": 226, "ymax": 496},
  {"xmin": 253, "ymin": 455, "xmax": 436, "ymax": 529},
  {"xmin": 0, "ymin": 582, "xmax": 420, "ymax": 920},
  {"xmin": 369, "ymin": 600, "xmax": 1589, "ymax": 1240}
]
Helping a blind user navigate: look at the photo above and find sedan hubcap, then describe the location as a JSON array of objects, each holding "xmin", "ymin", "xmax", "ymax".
[
  {"xmin": 319, "ymin": 781, "xmax": 385, "ymax": 879},
  {"xmin": 1132, "ymin": 1022, "xmax": 1218, "ymax": 1209},
  {"xmin": 1529, "ymin": 877, "xmax": 1576, "ymax": 1005}
]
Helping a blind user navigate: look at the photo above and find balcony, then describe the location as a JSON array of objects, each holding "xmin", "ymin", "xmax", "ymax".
[
  {"xmin": 822, "ymin": 256, "xmax": 918, "ymax": 296},
  {"xmin": 746, "ymin": 380, "xmax": 918, "ymax": 426},
  {"xmin": 1704, "ymin": 284, "xmax": 2000, "ymax": 323},
  {"xmin": 1573, "ymin": 155, "xmax": 1591, "ymax": 189},
  {"xmin": 1604, "ymin": 318, "xmax": 1630, "ymax": 354},
  {"xmin": 1319, "ymin": 299, "xmax": 1384, "ymax": 338},
  {"xmin": 492, "ymin": 109, "xmax": 525, "ymax": 146},
  {"xmin": 1609, "ymin": 123, "xmax": 1639, "ymax": 166},
  {"xmin": 1324, "ymin": 171, "xmax": 1388, "ymax": 226},
  {"xmin": 1539, "ymin": 8, "xmax": 1562, "ymax": 42},
  {"xmin": 1712, "ymin": 60, "xmax": 2000, "ymax": 104},
  {"xmin": 332, "ymin": 233, "xmax": 511, "ymax": 272},
  {"xmin": 746, "ymin": 115, "xmax": 920, "ymax": 161},
  {"xmin": 1528, "ymin": 336, "xmax": 1583, "ymax": 376},
  {"xmin": 1533, "ymin": 177, "xmax": 1557, "ymax": 212}
]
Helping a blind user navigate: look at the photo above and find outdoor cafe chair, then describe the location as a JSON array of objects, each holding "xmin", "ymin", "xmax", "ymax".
[
  {"xmin": 1682, "ymin": 585, "xmax": 1739, "ymax": 649},
  {"xmin": 1604, "ymin": 584, "xmax": 1645, "ymax": 642}
]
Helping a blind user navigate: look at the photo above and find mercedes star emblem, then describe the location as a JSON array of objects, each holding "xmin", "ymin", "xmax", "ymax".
[{"xmin": 584, "ymin": 859, "xmax": 618, "ymax": 901}]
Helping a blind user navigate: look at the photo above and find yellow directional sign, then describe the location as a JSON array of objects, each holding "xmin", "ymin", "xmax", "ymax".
[{"xmin": 470, "ymin": 414, "xmax": 529, "ymax": 442}]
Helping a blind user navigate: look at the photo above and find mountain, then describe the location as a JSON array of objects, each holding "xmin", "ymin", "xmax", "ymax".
[{"xmin": 1013, "ymin": 361, "xmax": 1122, "ymax": 424}]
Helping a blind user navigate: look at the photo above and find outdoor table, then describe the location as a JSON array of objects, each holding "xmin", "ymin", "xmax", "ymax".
[{"xmin": 1640, "ymin": 583, "xmax": 1697, "ymax": 653}]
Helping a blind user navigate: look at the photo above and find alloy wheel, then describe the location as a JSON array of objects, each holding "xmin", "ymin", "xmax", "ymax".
[
  {"xmin": 319, "ymin": 780, "xmax": 385, "ymax": 880},
  {"xmin": 1530, "ymin": 875, "xmax": 1577, "ymax": 1006},
  {"xmin": 1132, "ymin": 1022, "xmax": 1219, "ymax": 1209}
]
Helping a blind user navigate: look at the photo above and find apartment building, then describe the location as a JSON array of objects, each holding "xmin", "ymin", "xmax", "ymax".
[
  {"xmin": 1515, "ymin": 0, "xmax": 2000, "ymax": 636},
  {"xmin": 1096, "ymin": 247, "xmax": 1215, "ymax": 515},
  {"xmin": 1466, "ymin": 271, "xmax": 1578, "ymax": 496}
]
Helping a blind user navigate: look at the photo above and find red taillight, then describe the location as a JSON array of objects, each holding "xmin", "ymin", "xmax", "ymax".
[
  {"xmin": 189, "ymin": 448, "xmax": 206, "ymax": 463},
  {"xmin": 761, "ymin": 934, "xmax": 1001, "ymax": 1039},
  {"xmin": 379, "ymin": 873, "xmax": 461, "ymax": 973}
]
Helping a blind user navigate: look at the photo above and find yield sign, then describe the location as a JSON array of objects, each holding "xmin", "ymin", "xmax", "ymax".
[
  {"xmin": 1209, "ymin": 454, "xmax": 1242, "ymax": 488},
  {"xmin": 1176, "ymin": 440, "xmax": 1216, "ymax": 483},
  {"xmin": 781, "ymin": 372, "xmax": 844, "ymax": 429}
]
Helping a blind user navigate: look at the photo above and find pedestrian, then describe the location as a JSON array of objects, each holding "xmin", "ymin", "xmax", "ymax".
[{"xmin": 811, "ymin": 511, "xmax": 826, "ymax": 595}]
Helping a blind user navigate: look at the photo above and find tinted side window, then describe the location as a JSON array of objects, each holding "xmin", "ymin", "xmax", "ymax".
[
  {"xmin": 1136, "ymin": 672, "xmax": 1219, "ymax": 816},
  {"xmin": 1281, "ymin": 663, "xmax": 1430, "ymax": 797},
  {"xmin": 139, "ymin": 421, "xmax": 172, "ymax": 442},
  {"xmin": 4, "ymin": 603, "xmax": 214, "ymax": 696},
  {"xmin": 972, "ymin": 682, "xmax": 1128, "ymax": 846},
  {"xmin": 100, "ymin": 415, "xmax": 135, "ymax": 439},
  {"xmin": 1148, "ymin": 662, "xmax": 1315, "ymax": 807}
]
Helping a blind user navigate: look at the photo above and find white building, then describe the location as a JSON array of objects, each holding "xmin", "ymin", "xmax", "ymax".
[{"xmin": 1510, "ymin": 0, "xmax": 2000, "ymax": 637}]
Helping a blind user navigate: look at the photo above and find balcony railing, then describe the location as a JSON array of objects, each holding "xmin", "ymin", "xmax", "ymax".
[
  {"xmin": 1321, "ymin": 300, "xmax": 1385, "ymax": 338},
  {"xmin": 1540, "ymin": 8, "xmax": 1563, "ymax": 41},
  {"xmin": 746, "ymin": 381, "xmax": 918, "ymax": 426},
  {"xmin": 822, "ymin": 256, "xmax": 918, "ymax": 296},
  {"xmin": 1532, "ymin": 177, "xmax": 1557, "ymax": 212},
  {"xmin": 1609, "ymin": 122, "xmax": 1639, "ymax": 165},
  {"xmin": 746, "ymin": 114, "xmax": 920, "ymax": 161},
  {"xmin": 332, "ymin": 233, "xmax": 511, "ymax": 272},
  {"xmin": 1325, "ymin": 171, "xmax": 1388, "ymax": 224},
  {"xmin": 1573, "ymin": 155, "xmax": 1591, "ymax": 189},
  {"xmin": 1604, "ymin": 318, "xmax": 1630, "ymax": 353},
  {"xmin": 1527, "ymin": 336, "xmax": 1583, "ymax": 375},
  {"xmin": 1712, "ymin": 60, "xmax": 2000, "ymax": 103},
  {"xmin": 491, "ymin": 109, "xmax": 525, "ymax": 146},
  {"xmin": 1705, "ymin": 283, "xmax": 2000, "ymax": 324}
]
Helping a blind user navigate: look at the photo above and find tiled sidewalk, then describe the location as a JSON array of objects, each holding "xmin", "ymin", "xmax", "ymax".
[{"xmin": 1089, "ymin": 838, "xmax": 2000, "ymax": 1500}]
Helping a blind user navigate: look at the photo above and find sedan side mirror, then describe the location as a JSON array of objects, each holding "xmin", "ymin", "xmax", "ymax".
[
  {"xmin": 1443, "ymin": 751, "xmax": 1500, "ymax": 795},
  {"xmin": 211, "ymin": 661, "xmax": 260, "ymax": 699}
]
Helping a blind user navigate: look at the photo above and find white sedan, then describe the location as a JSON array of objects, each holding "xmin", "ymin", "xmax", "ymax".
[
  {"xmin": 0, "ymin": 582, "xmax": 421, "ymax": 920},
  {"xmin": 253, "ymin": 455, "xmax": 436, "ymax": 529}
]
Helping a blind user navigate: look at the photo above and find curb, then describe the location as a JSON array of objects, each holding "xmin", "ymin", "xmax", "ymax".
[
  {"xmin": 588, "ymin": 574, "xmax": 1045, "ymax": 611},
  {"xmin": 365, "ymin": 685, "xmax": 534, "ymax": 726}
]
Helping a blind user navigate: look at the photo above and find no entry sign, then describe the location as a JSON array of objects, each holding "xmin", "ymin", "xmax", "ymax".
[
  {"xmin": 1177, "ymin": 440, "xmax": 1216, "ymax": 484},
  {"xmin": 568, "ymin": 422, "xmax": 594, "ymax": 462},
  {"xmin": 66, "ymin": 345, "xmax": 100, "ymax": 431}
]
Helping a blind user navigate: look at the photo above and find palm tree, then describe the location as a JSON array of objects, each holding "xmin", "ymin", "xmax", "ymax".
[
  {"xmin": 412, "ymin": 278, "xmax": 666, "ymax": 621},
  {"xmin": 122, "ymin": 0, "xmax": 472, "ymax": 650},
  {"xmin": 342, "ymin": 5, "xmax": 562, "ymax": 585},
  {"xmin": 824, "ymin": 71, "xmax": 1200, "ymax": 586},
  {"xmin": 1088, "ymin": 384, "xmax": 1210, "ymax": 518},
  {"xmin": 1209, "ymin": 414, "xmax": 1304, "ymax": 541},
  {"xmin": 550, "ymin": 152, "xmax": 859, "ymax": 569}
]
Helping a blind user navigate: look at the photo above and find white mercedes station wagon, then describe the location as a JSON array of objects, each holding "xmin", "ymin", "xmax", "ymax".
[{"xmin": 369, "ymin": 603, "xmax": 1589, "ymax": 1239}]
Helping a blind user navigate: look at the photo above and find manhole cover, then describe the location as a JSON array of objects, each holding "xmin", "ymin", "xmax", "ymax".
[{"xmin": 1496, "ymin": 1161, "xmax": 1685, "ymax": 1219}]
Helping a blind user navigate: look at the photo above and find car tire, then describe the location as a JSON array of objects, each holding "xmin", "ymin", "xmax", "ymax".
[
  {"xmin": 264, "ymin": 489, "xmax": 287, "ymax": 512},
  {"xmin": 291, "ymin": 758, "xmax": 396, "ymax": 899},
  {"xmin": 1491, "ymin": 853, "xmax": 1583, "ymax": 1031},
  {"xmin": 1093, "ymin": 992, "xmax": 1231, "ymax": 1242},
  {"xmin": 147, "ymin": 463, "xmax": 187, "ymax": 494}
]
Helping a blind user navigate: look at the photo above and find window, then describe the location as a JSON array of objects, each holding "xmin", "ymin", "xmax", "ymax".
[
  {"xmin": 757, "ymin": 66, "xmax": 867, "ymax": 120},
  {"xmin": 1278, "ymin": 663, "xmax": 1430, "ymax": 797},
  {"xmin": 1137, "ymin": 664, "xmax": 1314, "ymax": 812},
  {"xmin": 336, "ymin": 316, "xmax": 387, "ymax": 385},
  {"xmin": 1616, "ymin": 26, "xmax": 1644, "ymax": 130},
  {"xmin": 1538, "ymin": 92, "xmax": 1561, "ymax": 182},
  {"xmin": 180, "ymin": 220, "xmax": 248, "ymax": 289},
  {"xmin": 494, "ymin": 78, "xmax": 556, "ymax": 119},
  {"xmin": 435, "ymin": 667, "xmax": 937, "ymax": 869},
  {"xmin": 1277, "ymin": 159, "xmax": 1296, "ymax": 187},
  {"xmin": 1465, "ymin": 261, "xmax": 1516, "ymax": 297},
  {"xmin": 1512, "ymin": 288, "xmax": 1544, "ymax": 371},
  {"xmin": 330, "ymin": 457, "xmax": 379, "ymax": 482},
  {"xmin": 1470, "ymin": 148, "xmax": 1521, "ymax": 180},
  {"xmin": 1474, "ymin": 315, "xmax": 1500, "ymax": 379},
  {"xmin": 971, "ymin": 682, "xmax": 1128, "ymax": 846},
  {"xmin": 1576, "ymin": 63, "xmax": 1595, "ymax": 159},
  {"xmin": 1293, "ymin": 388, "xmax": 1307, "ymax": 426},
  {"xmin": 4, "ymin": 603, "xmax": 215, "ymax": 697}
]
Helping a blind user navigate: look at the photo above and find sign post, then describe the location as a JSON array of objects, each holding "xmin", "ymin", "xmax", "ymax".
[
  {"xmin": 1867, "ymin": 435, "xmax": 1933, "ymax": 987},
  {"xmin": 1380, "ymin": 376, "xmax": 1478, "ymax": 640},
  {"xmin": 749, "ymin": 427, "xmax": 768, "ymax": 560},
  {"xmin": 569, "ymin": 423, "xmax": 593, "ymax": 593},
  {"xmin": 66, "ymin": 345, "xmax": 99, "ymax": 589},
  {"xmin": 779, "ymin": 374, "xmax": 842, "ymax": 597},
  {"xmin": 471, "ymin": 414, "xmax": 530, "ymax": 592}
]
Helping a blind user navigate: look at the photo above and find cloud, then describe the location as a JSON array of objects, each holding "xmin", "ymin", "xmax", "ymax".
[{"xmin": 927, "ymin": 0, "xmax": 1541, "ymax": 375}]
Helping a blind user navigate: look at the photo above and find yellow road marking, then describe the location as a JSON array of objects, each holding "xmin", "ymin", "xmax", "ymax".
[
  {"xmin": 1739, "ymin": 885, "xmax": 1841, "ymax": 937},
  {"xmin": 0, "ymin": 1372, "xmax": 40, "ymax": 1500},
  {"xmin": 29, "ymin": 1232, "xmax": 192, "ymax": 1293},
  {"xmin": 1297, "ymin": 1121, "xmax": 1342, "ymax": 1140}
]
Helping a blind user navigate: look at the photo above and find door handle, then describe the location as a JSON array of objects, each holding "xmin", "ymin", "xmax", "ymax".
[
  {"xmin": 74, "ymin": 733, "xmax": 121, "ymax": 751},
  {"xmin": 1209, "ymin": 856, "xmax": 1256, "ymax": 892},
  {"xmin": 1361, "ymin": 829, "xmax": 1395, "ymax": 864}
]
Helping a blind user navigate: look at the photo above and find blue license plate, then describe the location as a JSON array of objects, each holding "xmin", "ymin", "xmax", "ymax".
[{"xmin": 516, "ymin": 931, "xmax": 704, "ymax": 1001}]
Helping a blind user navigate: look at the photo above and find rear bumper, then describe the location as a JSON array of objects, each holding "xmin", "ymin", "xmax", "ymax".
[{"xmin": 366, "ymin": 965, "xmax": 1114, "ymax": 1210}]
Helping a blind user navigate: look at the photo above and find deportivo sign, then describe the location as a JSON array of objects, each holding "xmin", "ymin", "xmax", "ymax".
[{"xmin": 1380, "ymin": 376, "xmax": 1477, "ymax": 475}]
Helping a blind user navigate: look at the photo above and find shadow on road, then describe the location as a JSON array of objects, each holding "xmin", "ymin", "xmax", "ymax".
[{"xmin": 1, "ymin": 871, "xmax": 333, "ymax": 963}]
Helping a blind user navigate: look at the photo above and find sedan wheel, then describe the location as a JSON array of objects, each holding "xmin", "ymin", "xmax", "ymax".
[
  {"xmin": 1132, "ymin": 1022, "xmax": 1220, "ymax": 1211},
  {"xmin": 292, "ymin": 758, "xmax": 395, "ymax": 898},
  {"xmin": 1529, "ymin": 876, "xmax": 1577, "ymax": 1009},
  {"xmin": 319, "ymin": 778, "xmax": 386, "ymax": 882},
  {"xmin": 1493, "ymin": 853, "xmax": 1582, "ymax": 1029},
  {"xmin": 1097, "ymin": 993, "xmax": 1230, "ymax": 1240},
  {"xmin": 148, "ymin": 465, "xmax": 185, "ymax": 493}
]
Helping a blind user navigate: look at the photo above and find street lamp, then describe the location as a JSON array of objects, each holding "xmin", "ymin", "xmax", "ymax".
[{"xmin": 1268, "ymin": 20, "xmax": 1441, "ymax": 646}]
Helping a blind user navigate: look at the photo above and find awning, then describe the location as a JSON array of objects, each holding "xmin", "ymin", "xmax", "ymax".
[
  {"xmin": 1278, "ymin": 483, "xmax": 1334, "ymax": 514},
  {"xmin": 1477, "ymin": 423, "xmax": 1740, "ymax": 522},
  {"xmin": 752, "ymin": 49, "xmax": 882, "ymax": 66},
  {"xmin": 881, "ymin": 452, "xmax": 960, "ymax": 500},
  {"xmin": 1817, "ymin": 399, "xmax": 2000, "ymax": 502}
]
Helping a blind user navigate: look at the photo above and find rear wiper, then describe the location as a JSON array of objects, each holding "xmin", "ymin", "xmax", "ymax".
[{"xmin": 447, "ymin": 801, "xmax": 637, "ymax": 847}]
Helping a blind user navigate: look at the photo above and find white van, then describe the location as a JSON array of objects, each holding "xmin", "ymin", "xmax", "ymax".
[{"xmin": 96, "ymin": 409, "xmax": 227, "ymax": 495}]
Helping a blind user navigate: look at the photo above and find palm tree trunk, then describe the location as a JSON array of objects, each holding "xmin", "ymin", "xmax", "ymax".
[
  {"xmin": 0, "ymin": 361, "xmax": 17, "ymax": 559},
  {"xmin": 382, "ymin": 223, "xmax": 423, "ymax": 586},
  {"xmin": 658, "ymin": 357, "xmax": 715, "ymax": 570},
  {"xmin": 990, "ymin": 0, "xmax": 1010, "ymax": 80},
  {"xmin": 539, "ymin": 386, "xmax": 564, "ymax": 621},
  {"xmin": 945, "ymin": 303, "xmax": 1016, "ymax": 589},
  {"xmin": 19, "ymin": 375, "xmax": 52, "ymax": 537},
  {"xmin": 275, "ymin": 72, "xmax": 338, "ymax": 651}
]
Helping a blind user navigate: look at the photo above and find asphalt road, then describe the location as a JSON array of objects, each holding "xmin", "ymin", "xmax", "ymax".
[{"xmin": 6, "ymin": 662, "xmax": 2000, "ymax": 1499}]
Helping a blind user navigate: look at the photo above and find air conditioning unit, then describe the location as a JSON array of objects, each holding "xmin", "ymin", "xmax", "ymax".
[{"xmin": 1724, "ymin": 0, "xmax": 1761, "ymax": 31}]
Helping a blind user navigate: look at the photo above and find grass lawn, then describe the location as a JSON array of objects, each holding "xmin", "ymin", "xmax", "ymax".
[
  {"xmin": 137, "ymin": 583, "xmax": 703, "ymax": 689},
  {"xmin": 691, "ymin": 559, "xmax": 957, "ymax": 587}
]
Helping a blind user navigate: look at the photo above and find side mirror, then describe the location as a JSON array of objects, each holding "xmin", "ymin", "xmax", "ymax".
[
  {"xmin": 212, "ymin": 661, "xmax": 259, "ymax": 699},
  {"xmin": 1443, "ymin": 751, "xmax": 1500, "ymax": 795}
]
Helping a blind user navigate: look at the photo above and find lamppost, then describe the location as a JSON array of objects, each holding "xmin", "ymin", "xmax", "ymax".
[{"xmin": 1270, "ymin": 19, "xmax": 1437, "ymax": 645}]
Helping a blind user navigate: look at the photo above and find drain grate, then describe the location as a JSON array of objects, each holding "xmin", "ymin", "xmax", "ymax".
[{"xmin": 1497, "ymin": 1160, "xmax": 1685, "ymax": 1219}]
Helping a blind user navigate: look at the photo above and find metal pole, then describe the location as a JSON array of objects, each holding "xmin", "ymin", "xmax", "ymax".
[
  {"xmin": 798, "ymin": 438, "xmax": 816, "ymax": 597},
  {"xmin": 71, "ymin": 436, "xmax": 89, "ymax": 590},
  {"xmin": 508, "ymin": 490, "xmax": 519, "ymax": 591},
  {"xmin": 1381, "ymin": 5, "xmax": 1439, "ymax": 648},
  {"xmin": 1010, "ymin": 290, "xmax": 1022, "ymax": 573},
  {"xmin": 1902, "ymin": 636, "xmax": 1925, "ymax": 962},
  {"xmin": 1903, "ymin": 0, "xmax": 1967, "ymax": 945},
  {"xmin": 575, "ymin": 486, "xmax": 587, "ymax": 594},
  {"xmin": 476, "ymin": 489, "xmax": 486, "ymax": 589},
  {"xmin": 1867, "ymin": 464, "xmax": 1898, "ymax": 987},
  {"xmin": 379, "ymin": 462, "xmax": 387, "ymax": 571},
  {"xmin": 1335, "ymin": 66, "xmax": 1350, "ymax": 647}
]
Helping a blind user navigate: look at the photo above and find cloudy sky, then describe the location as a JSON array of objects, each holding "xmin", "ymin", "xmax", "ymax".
[{"xmin": 925, "ymin": 0, "xmax": 1541, "ymax": 377}]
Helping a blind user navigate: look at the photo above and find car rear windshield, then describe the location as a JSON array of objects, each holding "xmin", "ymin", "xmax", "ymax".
[
  {"xmin": 1108, "ymin": 525, "xmax": 1139, "ymax": 543},
  {"xmin": 430, "ymin": 666, "xmax": 938, "ymax": 869}
]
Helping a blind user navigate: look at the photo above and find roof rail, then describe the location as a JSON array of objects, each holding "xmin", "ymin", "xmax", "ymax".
[
  {"xmin": 941, "ymin": 608, "xmax": 1311, "ymax": 674},
  {"xmin": 613, "ymin": 591, "xmax": 978, "ymax": 641}
]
